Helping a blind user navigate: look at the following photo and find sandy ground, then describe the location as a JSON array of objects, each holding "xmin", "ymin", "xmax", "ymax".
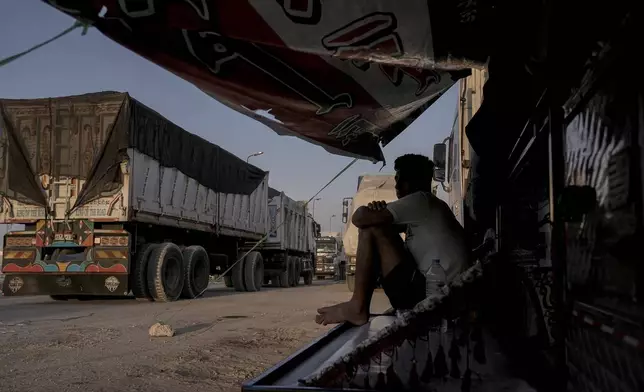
[{"xmin": 0, "ymin": 280, "xmax": 391, "ymax": 392}]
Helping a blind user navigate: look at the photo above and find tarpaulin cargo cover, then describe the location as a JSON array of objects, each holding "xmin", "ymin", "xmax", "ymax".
[
  {"xmin": 0, "ymin": 92, "xmax": 266, "ymax": 210},
  {"xmin": 42, "ymin": 0, "xmax": 489, "ymax": 162}
]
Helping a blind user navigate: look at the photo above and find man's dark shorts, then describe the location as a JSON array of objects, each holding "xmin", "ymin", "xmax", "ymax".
[{"xmin": 380, "ymin": 255, "xmax": 426, "ymax": 310}]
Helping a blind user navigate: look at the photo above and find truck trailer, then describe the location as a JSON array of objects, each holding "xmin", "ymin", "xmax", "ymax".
[
  {"xmin": 253, "ymin": 189, "xmax": 316, "ymax": 288},
  {"xmin": 0, "ymin": 92, "xmax": 313, "ymax": 301}
]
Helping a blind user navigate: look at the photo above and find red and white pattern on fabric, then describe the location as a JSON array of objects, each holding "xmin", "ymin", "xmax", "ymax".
[
  {"xmin": 571, "ymin": 309, "xmax": 643, "ymax": 351},
  {"xmin": 43, "ymin": 0, "xmax": 478, "ymax": 161}
]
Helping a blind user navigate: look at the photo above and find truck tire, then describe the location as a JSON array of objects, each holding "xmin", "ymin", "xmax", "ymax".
[
  {"xmin": 132, "ymin": 243, "xmax": 157, "ymax": 301},
  {"xmin": 180, "ymin": 245, "xmax": 210, "ymax": 299},
  {"xmin": 304, "ymin": 271, "xmax": 313, "ymax": 285},
  {"xmin": 269, "ymin": 277, "xmax": 280, "ymax": 287},
  {"xmin": 146, "ymin": 242, "xmax": 185, "ymax": 302},
  {"xmin": 293, "ymin": 258, "xmax": 302, "ymax": 286},
  {"xmin": 287, "ymin": 258, "xmax": 296, "ymax": 287},
  {"xmin": 231, "ymin": 256, "xmax": 246, "ymax": 292},
  {"xmin": 278, "ymin": 260, "xmax": 290, "ymax": 288},
  {"xmin": 347, "ymin": 275, "xmax": 355, "ymax": 292},
  {"xmin": 224, "ymin": 276, "xmax": 233, "ymax": 288},
  {"xmin": 243, "ymin": 251, "xmax": 264, "ymax": 292}
]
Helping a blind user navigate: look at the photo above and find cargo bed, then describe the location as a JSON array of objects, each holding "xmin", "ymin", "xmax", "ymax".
[
  {"xmin": 0, "ymin": 92, "xmax": 268, "ymax": 239},
  {"xmin": 261, "ymin": 190, "xmax": 314, "ymax": 252}
]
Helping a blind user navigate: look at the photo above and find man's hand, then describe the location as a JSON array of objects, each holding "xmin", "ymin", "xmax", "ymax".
[
  {"xmin": 351, "ymin": 201, "xmax": 393, "ymax": 228},
  {"xmin": 367, "ymin": 200, "xmax": 387, "ymax": 211}
]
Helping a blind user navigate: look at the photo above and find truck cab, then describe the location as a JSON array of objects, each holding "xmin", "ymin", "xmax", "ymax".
[{"xmin": 314, "ymin": 234, "xmax": 342, "ymax": 279}]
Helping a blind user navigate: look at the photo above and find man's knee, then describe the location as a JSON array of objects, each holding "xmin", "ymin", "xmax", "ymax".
[{"xmin": 360, "ymin": 226, "xmax": 396, "ymax": 239}]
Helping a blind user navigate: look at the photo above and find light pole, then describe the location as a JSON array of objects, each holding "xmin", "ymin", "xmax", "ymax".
[
  {"xmin": 246, "ymin": 151, "xmax": 264, "ymax": 163},
  {"xmin": 329, "ymin": 214, "xmax": 336, "ymax": 232},
  {"xmin": 311, "ymin": 198, "xmax": 321, "ymax": 221}
]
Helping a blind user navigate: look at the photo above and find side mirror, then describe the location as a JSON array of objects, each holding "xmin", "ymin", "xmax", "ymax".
[
  {"xmin": 341, "ymin": 197, "xmax": 353, "ymax": 223},
  {"xmin": 433, "ymin": 143, "xmax": 447, "ymax": 182}
]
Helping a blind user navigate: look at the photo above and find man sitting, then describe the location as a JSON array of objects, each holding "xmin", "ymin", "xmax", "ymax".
[{"xmin": 315, "ymin": 154, "xmax": 470, "ymax": 326}]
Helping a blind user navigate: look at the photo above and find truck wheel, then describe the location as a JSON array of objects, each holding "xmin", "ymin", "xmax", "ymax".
[
  {"xmin": 132, "ymin": 243, "xmax": 157, "ymax": 301},
  {"xmin": 278, "ymin": 260, "xmax": 290, "ymax": 288},
  {"xmin": 293, "ymin": 258, "xmax": 302, "ymax": 286},
  {"xmin": 180, "ymin": 246, "xmax": 210, "ymax": 299},
  {"xmin": 243, "ymin": 251, "xmax": 263, "ymax": 292},
  {"xmin": 231, "ymin": 256, "xmax": 246, "ymax": 292},
  {"xmin": 146, "ymin": 242, "xmax": 185, "ymax": 302},
  {"xmin": 269, "ymin": 277, "xmax": 280, "ymax": 287},
  {"xmin": 304, "ymin": 271, "xmax": 313, "ymax": 285},
  {"xmin": 288, "ymin": 258, "xmax": 297, "ymax": 287},
  {"xmin": 347, "ymin": 275, "xmax": 355, "ymax": 292},
  {"xmin": 224, "ymin": 276, "xmax": 233, "ymax": 288}
]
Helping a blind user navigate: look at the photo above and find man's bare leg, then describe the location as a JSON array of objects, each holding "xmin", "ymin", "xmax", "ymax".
[{"xmin": 315, "ymin": 226, "xmax": 406, "ymax": 326}]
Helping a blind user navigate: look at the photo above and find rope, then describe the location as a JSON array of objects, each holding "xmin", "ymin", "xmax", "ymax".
[
  {"xmin": 0, "ymin": 21, "xmax": 89, "ymax": 68},
  {"xmin": 158, "ymin": 158, "xmax": 358, "ymax": 325},
  {"xmin": 205, "ymin": 157, "xmax": 357, "ymax": 289}
]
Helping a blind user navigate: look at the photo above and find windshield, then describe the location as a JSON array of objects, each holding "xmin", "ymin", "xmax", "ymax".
[{"xmin": 316, "ymin": 242, "xmax": 336, "ymax": 253}]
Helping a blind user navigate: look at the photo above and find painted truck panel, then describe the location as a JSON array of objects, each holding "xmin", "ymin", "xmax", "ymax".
[{"xmin": 0, "ymin": 93, "xmax": 268, "ymax": 240}]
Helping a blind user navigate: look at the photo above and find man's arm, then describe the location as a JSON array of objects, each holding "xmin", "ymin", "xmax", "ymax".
[
  {"xmin": 351, "ymin": 204, "xmax": 394, "ymax": 229},
  {"xmin": 352, "ymin": 192, "xmax": 427, "ymax": 229}
]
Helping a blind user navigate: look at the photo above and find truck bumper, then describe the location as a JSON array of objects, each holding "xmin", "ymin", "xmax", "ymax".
[{"xmin": 1, "ymin": 273, "xmax": 130, "ymax": 297}]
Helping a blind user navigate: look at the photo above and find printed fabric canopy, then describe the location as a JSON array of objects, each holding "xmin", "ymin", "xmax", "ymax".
[{"xmin": 43, "ymin": 0, "xmax": 491, "ymax": 162}]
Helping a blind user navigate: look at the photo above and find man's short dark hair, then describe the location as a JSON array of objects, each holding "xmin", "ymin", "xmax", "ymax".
[{"xmin": 394, "ymin": 154, "xmax": 435, "ymax": 181}]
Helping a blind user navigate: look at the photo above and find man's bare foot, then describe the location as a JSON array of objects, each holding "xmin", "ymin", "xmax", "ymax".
[{"xmin": 315, "ymin": 300, "xmax": 369, "ymax": 326}]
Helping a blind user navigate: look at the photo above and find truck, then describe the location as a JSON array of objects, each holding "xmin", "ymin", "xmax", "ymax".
[
  {"xmin": 253, "ymin": 189, "xmax": 316, "ymax": 288},
  {"xmin": 0, "ymin": 92, "xmax": 314, "ymax": 301},
  {"xmin": 341, "ymin": 174, "xmax": 398, "ymax": 292},
  {"xmin": 432, "ymin": 69, "xmax": 486, "ymax": 229},
  {"xmin": 314, "ymin": 232, "xmax": 344, "ymax": 280}
]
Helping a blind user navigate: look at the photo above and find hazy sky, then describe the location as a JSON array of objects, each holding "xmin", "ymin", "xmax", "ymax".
[{"xmin": 0, "ymin": 0, "xmax": 457, "ymax": 236}]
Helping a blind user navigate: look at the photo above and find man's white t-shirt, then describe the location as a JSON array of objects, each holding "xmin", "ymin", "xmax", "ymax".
[{"xmin": 386, "ymin": 191, "xmax": 469, "ymax": 282}]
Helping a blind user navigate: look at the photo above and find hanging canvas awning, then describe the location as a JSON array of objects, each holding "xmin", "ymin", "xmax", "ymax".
[{"xmin": 43, "ymin": 0, "xmax": 491, "ymax": 162}]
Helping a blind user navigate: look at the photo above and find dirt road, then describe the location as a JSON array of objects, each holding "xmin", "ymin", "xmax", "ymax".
[{"xmin": 0, "ymin": 281, "xmax": 390, "ymax": 392}]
